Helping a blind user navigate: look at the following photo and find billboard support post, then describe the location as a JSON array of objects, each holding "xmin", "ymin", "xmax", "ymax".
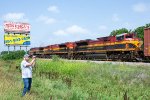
[
  {"xmin": 8, "ymin": 45, "xmax": 10, "ymax": 54},
  {"xmin": 26, "ymin": 46, "xmax": 27, "ymax": 53},
  {"xmin": 14, "ymin": 46, "xmax": 16, "ymax": 51}
]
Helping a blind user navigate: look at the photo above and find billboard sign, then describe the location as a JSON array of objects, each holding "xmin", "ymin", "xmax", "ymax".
[
  {"xmin": 4, "ymin": 21, "xmax": 30, "ymax": 33},
  {"xmin": 4, "ymin": 34, "xmax": 30, "ymax": 45}
]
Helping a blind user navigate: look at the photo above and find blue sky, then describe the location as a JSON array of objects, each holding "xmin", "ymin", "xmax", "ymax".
[{"xmin": 0, "ymin": 0, "xmax": 150, "ymax": 52}]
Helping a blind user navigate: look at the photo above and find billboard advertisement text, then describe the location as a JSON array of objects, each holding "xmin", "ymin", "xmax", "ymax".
[
  {"xmin": 4, "ymin": 21, "xmax": 30, "ymax": 33},
  {"xmin": 4, "ymin": 34, "xmax": 30, "ymax": 45}
]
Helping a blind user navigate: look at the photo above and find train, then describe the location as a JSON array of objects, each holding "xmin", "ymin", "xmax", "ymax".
[{"xmin": 29, "ymin": 28, "xmax": 150, "ymax": 61}]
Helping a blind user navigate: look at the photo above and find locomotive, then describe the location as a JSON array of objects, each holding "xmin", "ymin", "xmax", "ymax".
[{"xmin": 29, "ymin": 28, "xmax": 150, "ymax": 61}]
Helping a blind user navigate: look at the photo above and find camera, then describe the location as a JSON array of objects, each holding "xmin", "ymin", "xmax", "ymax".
[{"xmin": 32, "ymin": 55, "xmax": 36, "ymax": 58}]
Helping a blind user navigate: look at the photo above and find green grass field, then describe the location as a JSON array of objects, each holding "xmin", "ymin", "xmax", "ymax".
[{"xmin": 0, "ymin": 58, "xmax": 150, "ymax": 100}]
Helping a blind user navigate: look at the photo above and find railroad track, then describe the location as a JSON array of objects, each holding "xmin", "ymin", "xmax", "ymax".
[
  {"xmin": 69, "ymin": 60, "xmax": 150, "ymax": 66},
  {"xmin": 38, "ymin": 58, "xmax": 150, "ymax": 66}
]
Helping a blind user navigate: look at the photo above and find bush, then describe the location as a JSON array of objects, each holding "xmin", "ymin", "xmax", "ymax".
[
  {"xmin": 0, "ymin": 50, "xmax": 26, "ymax": 60},
  {"xmin": 1, "ymin": 51, "xmax": 10, "ymax": 55},
  {"xmin": 52, "ymin": 55, "xmax": 60, "ymax": 62}
]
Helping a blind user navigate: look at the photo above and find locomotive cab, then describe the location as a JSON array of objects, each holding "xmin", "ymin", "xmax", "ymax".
[
  {"xmin": 116, "ymin": 33, "xmax": 135, "ymax": 41},
  {"xmin": 124, "ymin": 33, "xmax": 135, "ymax": 40},
  {"xmin": 116, "ymin": 34, "xmax": 125, "ymax": 41}
]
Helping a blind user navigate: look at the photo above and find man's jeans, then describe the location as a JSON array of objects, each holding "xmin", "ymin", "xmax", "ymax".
[{"xmin": 22, "ymin": 78, "xmax": 32, "ymax": 96}]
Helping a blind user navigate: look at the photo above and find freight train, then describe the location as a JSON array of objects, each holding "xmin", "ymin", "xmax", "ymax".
[{"xmin": 29, "ymin": 28, "xmax": 150, "ymax": 61}]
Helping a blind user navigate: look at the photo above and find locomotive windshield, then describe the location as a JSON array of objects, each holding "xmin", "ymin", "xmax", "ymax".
[
  {"xmin": 126, "ymin": 35, "xmax": 133, "ymax": 38},
  {"xmin": 116, "ymin": 35, "xmax": 124, "ymax": 41}
]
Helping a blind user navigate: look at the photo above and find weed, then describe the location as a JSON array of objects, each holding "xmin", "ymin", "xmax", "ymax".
[{"xmin": 1, "ymin": 59, "xmax": 150, "ymax": 99}]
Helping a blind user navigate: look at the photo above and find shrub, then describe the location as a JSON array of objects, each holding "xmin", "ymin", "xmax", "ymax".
[
  {"xmin": 1, "ymin": 51, "xmax": 10, "ymax": 55},
  {"xmin": 0, "ymin": 50, "xmax": 26, "ymax": 60},
  {"xmin": 52, "ymin": 55, "xmax": 60, "ymax": 62}
]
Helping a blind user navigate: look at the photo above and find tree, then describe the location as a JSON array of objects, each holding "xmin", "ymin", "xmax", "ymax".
[
  {"xmin": 110, "ymin": 28, "xmax": 130, "ymax": 36},
  {"xmin": 134, "ymin": 26, "xmax": 145, "ymax": 41},
  {"xmin": 0, "ymin": 50, "xmax": 25, "ymax": 60},
  {"xmin": 145, "ymin": 23, "xmax": 150, "ymax": 28},
  {"xmin": 134, "ymin": 23, "xmax": 150, "ymax": 41}
]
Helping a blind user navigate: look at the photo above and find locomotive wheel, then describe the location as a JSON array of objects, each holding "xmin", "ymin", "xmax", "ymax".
[{"xmin": 126, "ymin": 54, "xmax": 131, "ymax": 61}]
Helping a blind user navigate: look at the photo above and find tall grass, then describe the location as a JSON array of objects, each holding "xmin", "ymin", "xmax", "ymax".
[
  {"xmin": 0, "ymin": 58, "xmax": 150, "ymax": 99},
  {"xmin": 35, "ymin": 59, "xmax": 150, "ymax": 99}
]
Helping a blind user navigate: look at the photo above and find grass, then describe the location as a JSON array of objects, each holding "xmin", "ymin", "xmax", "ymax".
[{"xmin": 0, "ymin": 58, "xmax": 150, "ymax": 100}]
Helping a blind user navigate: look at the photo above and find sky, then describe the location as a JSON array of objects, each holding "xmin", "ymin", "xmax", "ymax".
[{"xmin": 0, "ymin": 0, "xmax": 150, "ymax": 52}]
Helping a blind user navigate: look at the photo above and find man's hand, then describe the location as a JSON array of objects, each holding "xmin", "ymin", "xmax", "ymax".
[
  {"xmin": 24, "ymin": 55, "xmax": 36, "ymax": 67},
  {"xmin": 32, "ymin": 56, "xmax": 36, "ymax": 59}
]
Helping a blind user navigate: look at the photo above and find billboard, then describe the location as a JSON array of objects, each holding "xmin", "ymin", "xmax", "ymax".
[
  {"xmin": 4, "ymin": 21, "xmax": 30, "ymax": 33},
  {"xmin": 4, "ymin": 34, "xmax": 30, "ymax": 45}
]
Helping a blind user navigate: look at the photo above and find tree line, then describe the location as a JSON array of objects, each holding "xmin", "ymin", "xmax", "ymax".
[
  {"xmin": 0, "ymin": 50, "xmax": 26, "ymax": 60},
  {"xmin": 110, "ymin": 23, "xmax": 150, "ymax": 41}
]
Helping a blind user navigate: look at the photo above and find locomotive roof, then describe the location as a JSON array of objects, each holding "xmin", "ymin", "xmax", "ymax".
[
  {"xmin": 116, "ymin": 33, "xmax": 128, "ymax": 37},
  {"xmin": 75, "ymin": 39, "xmax": 92, "ymax": 43}
]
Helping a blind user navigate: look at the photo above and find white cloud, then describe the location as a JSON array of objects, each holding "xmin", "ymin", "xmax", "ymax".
[
  {"xmin": 98, "ymin": 25, "xmax": 108, "ymax": 31},
  {"xmin": 48, "ymin": 5, "xmax": 59, "ymax": 13},
  {"xmin": 53, "ymin": 30, "xmax": 66, "ymax": 35},
  {"xmin": 2, "ymin": 13, "xmax": 28, "ymax": 22},
  {"xmin": 132, "ymin": 3, "xmax": 148, "ymax": 13},
  {"xmin": 112, "ymin": 14, "xmax": 120, "ymax": 22},
  {"xmin": 53, "ymin": 25, "xmax": 89, "ymax": 35},
  {"xmin": 66, "ymin": 25, "xmax": 88, "ymax": 34},
  {"xmin": 36, "ymin": 15, "xmax": 56, "ymax": 24}
]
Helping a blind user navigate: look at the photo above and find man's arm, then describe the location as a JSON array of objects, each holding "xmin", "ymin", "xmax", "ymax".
[
  {"xmin": 32, "ymin": 61, "xmax": 36, "ymax": 67},
  {"xmin": 26, "ymin": 58, "xmax": 36, "ymax": 67}
]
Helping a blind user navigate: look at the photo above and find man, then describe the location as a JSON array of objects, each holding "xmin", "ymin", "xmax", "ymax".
[{"xmin": 21, "ymin": 54, "xmax": 36, "ymax": 96}]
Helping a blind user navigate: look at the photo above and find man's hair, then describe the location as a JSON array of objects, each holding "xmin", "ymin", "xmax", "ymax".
[{"xmin": 24, "ymin": 54, "xmax": 29, "ymax": 58}]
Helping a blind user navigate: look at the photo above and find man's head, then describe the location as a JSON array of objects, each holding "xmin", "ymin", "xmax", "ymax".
[{"xmin": 24, "ymin": 54, "xmax": 30, "ymax": 61}]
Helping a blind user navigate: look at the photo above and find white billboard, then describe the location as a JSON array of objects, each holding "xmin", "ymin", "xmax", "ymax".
[{"xmin": 4, "ymin": 21, "xmax": 30, "ymax": 33}]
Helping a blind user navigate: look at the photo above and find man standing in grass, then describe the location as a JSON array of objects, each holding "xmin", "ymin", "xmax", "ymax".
[{"xmin": 21, "ymin": 54, "xmax": 36, "ymax": 96}]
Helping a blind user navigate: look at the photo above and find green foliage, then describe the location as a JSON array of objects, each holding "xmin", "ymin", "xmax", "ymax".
[
  {"xmin": 0, "ymin": 50, "xmax": 25, "ymax": 60},
  {"xmin": 110, "ymin": 28, "xmax": 130, "ymax": 36},
  {"xmin": 0, "ymin": 51, "xmax": 10, "ymax": 55},
  {"xmin": 134, "ymin": 23, "xmax": 150, "ymax": 41},
  {"xmin": 35, "ymin": 59, "xmax": 150, "ymax": 99},
  {"xmin": 1, "ymin": 59, "xmax": 150, "ymax": 99},
  {"xmin": 134, "ymin": 26, "xmax": 145, "ymax": 41},
  {"xmin": 109, "ymin": 23, "xmax": 150, "ymax": 41},
  {"xmin": 52, "ymin": 55, "xmax": 60, "ymax": 62}
]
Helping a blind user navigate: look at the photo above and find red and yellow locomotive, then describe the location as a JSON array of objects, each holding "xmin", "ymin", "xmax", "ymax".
[{"xmin": 29, "ymin": 28, "xmax": 150, "ymax": 61}]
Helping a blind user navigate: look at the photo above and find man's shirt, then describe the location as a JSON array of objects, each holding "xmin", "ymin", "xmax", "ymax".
[{"xmin": 21, "ymin": 60, "xmax": 32, "ymax": 78}]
